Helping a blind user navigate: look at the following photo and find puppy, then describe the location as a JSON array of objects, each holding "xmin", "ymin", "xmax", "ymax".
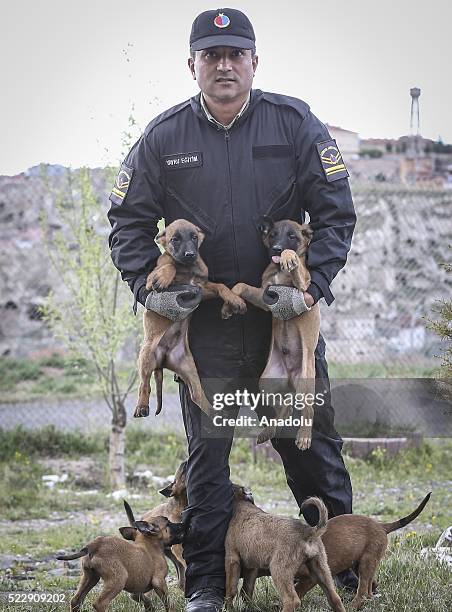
[
  {"xmin": 293, "ymin": 492, "xmax": 432, "ymax": 609},
  {"xmin": 57, "ymin": 501, "xmax": 184, "ymax": 612},
  {"xmin": 122, "ymin": 463, "xmax": 252, "ymax": 594},
  {"xmin": 224, "ymin": 217, "xmax": 320, "ymax": 450},
  {"xmin": 225, "ymin": 492, "xmax": 345, "ymax": 612},
  {"xmin": 135, "ymin": 219, "xmax": 246, "ymax": 419},
  {"xmin": 142, "ymin": 460, "xmax": 188, "ymax": 591}
]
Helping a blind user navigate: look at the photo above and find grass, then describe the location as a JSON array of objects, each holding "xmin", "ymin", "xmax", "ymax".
[
  {"xmin": 0, "ymin": 429, "xmax": 450, "ymax": 610},
  {"xmin": 0, "ymin": 355, "xmax": 179, "ymax": 403},
  {"xmin": 0, "ymin": 355, "xmax": 436, "ymax": 404}
]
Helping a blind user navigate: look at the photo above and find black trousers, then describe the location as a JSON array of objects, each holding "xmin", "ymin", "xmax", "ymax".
[{"xmin": 179, "ymin": 329, "xmax": 353, "ymax": 597}]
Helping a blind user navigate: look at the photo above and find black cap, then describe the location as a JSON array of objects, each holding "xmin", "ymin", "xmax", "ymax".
[{"xmin": 190, "ymin": 8, "xmax": 256, "ymax": 52}]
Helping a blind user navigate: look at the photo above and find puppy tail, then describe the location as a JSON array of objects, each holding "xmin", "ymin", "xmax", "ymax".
[
  {"xmin": 382, "ymin": 492, "xmax": 431, "ymax": 534},
  {"xmin": 154, "ymin": 369, "xmax": 163, "ymax": 415},
  {"xmin": 300, "ymin": 496, "xmax": 328, "ymax": 538},
  {"xmin": 57, "ymin": 547, "xmax": 88, "ymax": 561}
]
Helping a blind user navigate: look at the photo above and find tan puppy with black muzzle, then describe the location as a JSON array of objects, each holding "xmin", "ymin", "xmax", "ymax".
[
  {"xmin": 142, "ymin": 460, "xmax": 188, "ymax": 591},
  {"xmin": 222, "ymin": 217, "xmax": 320, "ymax": 450},
  {"xmin": 135, "ymin": 218, "xmax": 246, "ymax": 419},
  {"xmin": 57, "ymin": 501, "xmax": 185, "ymax": 612},
  {"xmin": 225, "ymin": 492, "xmax": 345, "ymax": 612},
  {"xmin": 238, "ymin": 492, "xmax": 431, "ymax": 610}
]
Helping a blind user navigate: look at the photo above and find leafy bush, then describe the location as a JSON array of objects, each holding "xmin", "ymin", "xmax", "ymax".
[
  {"xmin": 359, "ymin": 148, "xmax": 383, "ymax": 158},
  {"xmin": 126, "ymin": 428, "xmax": 187, "ymax": 473},
  {"xmin": 0, "ymin": 426, "xmax": 105, "ymax": 461},
  {"xmin": 0, "ymin": 452, "xmax": 44, "ymax": 510},
  {"xmin": 0, "ymin": 357, "xmax": 43, "ymax": 389}
]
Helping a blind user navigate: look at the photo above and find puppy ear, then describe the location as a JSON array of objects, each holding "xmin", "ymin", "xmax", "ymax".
[
  {"xmin": 258, "ymin": 215, "xmax": 274, "ymax": 237},
  {"xmin": 159, "ymin": 482, "xmax": 175, "ymax": 498},
  {"xmin": 301, "ymin": 224, "xmax": 314, "ymax": 242},
  {"xmin": 194, "ymin": 226, "xmax": 205, "ymax": 246},
  {"xmin": 119, "ymin": 526, "xmax": 137, "ymax": 541},
  {"xmin": 155, "ymin": 228, "xmax": 167, "ymax": 246},
  {"xmin": 136, "ymin": 521, "xmax": 159, "ymax": 536},
  {"xmin": 123, "ymin": 500, "xmax": 136, "ymax": 526}
]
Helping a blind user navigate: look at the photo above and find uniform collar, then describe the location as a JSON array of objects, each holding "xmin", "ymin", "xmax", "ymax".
[{"xmin": 200, "ymin": 92, "xmax": 251, "ymax": 131}]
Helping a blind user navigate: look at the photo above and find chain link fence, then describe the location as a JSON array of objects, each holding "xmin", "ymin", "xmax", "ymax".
[{"xmin": 0, "ymin": 171, "xmax": 451, "ymax": 438}]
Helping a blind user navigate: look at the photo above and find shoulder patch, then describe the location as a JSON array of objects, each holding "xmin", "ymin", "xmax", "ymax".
[
  {"xmin": 110, "ymin": 163, "xmax": 134, "ymax": 205},
  {"xmin": 316, "ymin": 140, "xmax": 349, "ymax": 182}
]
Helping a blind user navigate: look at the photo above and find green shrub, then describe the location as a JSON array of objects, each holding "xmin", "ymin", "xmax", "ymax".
[
  {"xmin": 0, "ymin": 452, "xmax": 44, "ymax": 510},
  {"xmin": 39, "ymin": 352, "xmax": 66, "ymax": 368},
  {"xmin": 0, "ymin": 357, "xmax": 43, "ymax": 389},
  {"xmin": 126, "ymin": 428, "xmax": 187, "ymax": 473},
  {"xmin": 366, "ymin": 441, "xmax": 435, "ymax": 472},
  {"xmin": 0, "ymin": 426, "xmax": 105, "ymax": 461},
  {"xmin": 359, "ymin": 148, "xmax": 383, "ymax": 158}
]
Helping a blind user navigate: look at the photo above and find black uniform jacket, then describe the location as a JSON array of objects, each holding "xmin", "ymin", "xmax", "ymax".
[{"xmin": 108, "ymin": 89, "xmax": 356, "ymax": 368}]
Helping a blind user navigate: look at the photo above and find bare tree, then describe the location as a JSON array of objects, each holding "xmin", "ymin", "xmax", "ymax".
[{"xmin": 41, "ymin": 167, "xmax": 138, "ymax": 489}]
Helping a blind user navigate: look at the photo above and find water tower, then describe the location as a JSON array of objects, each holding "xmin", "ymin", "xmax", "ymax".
[{"xmin": 408, "ymin": 87, "xmax": 421, "ymax": 157}]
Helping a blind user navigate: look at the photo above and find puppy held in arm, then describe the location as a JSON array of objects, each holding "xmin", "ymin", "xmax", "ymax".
[
  {"xmin": 223, "ymin": 217, "xmax": 320, "ymax": 450},
  {"xmin": 135, "ymin": 218, "xmax": 246, "ymax": 420}
]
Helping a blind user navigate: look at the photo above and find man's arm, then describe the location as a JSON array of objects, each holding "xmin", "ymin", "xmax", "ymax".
[
  {"xmin": 107, "ymin": 131, "xmax": 164, "ymax": 311},
  {"xmin": 295, "ymin": 111, "xmax": 356, "ymax": 305}
]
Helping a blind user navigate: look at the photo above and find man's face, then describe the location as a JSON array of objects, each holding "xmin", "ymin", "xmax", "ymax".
[{"xmin": 188, "ymin": 47, "xmax": 258, "ymax": 102}]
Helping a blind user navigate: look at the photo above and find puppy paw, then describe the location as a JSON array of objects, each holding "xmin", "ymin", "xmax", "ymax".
[
  {"xmin": 221, "ymin": 303, "xmax": 234, "ymax": 319},
  {"xmin": 227, "ymin": 294, "xmax": 247, "ymax": 315},
  {"xmin": 146, "ymin": 266, "xmax": 176, "ymax": 291},
  {"xmin": 280, "ymin": 249, "xmax": 300, "ymax": 272},
  {"xmin": 295, "ymin": 426, "xmax": 312, "ymax": 450},
  {"xmin": 350, "ymin": 596, "xmax": 365, "ymax": 609},
  {"xmin": 134, "ymin": 404, "xmax": 150, "ymax": 418}
]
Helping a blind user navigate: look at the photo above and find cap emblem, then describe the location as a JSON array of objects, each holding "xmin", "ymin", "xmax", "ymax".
[{"xmin": 214, "ymin": 12, "xmax": 230, "ymax": 28}]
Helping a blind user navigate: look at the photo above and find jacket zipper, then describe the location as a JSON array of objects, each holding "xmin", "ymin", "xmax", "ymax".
[{"xmin": 224, "ymin": 129, "xmax": 245, "ymax": 354}]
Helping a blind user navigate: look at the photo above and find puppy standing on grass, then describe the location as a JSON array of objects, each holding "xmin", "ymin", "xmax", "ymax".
[
  {"xmin": 225, "ymin": 493, "xmax": 345, "ymax": 612},
  {"xmin": 223, "ymin": 217, "xmax": 320, "ymax": 450},
  {"xmin": 142, "ymin": 460, "xmax": 188, "ymax": 591},
  {"xmin": 57, "ymin": 501, "xmax": 184, "ymax": 612},
  {"xmin": 135, "ymin": 218, "xmax": 246, "ymax": 419},
  {"xmin": 294, "ymin": 492, "xmax": 432, "ymax": 609}
]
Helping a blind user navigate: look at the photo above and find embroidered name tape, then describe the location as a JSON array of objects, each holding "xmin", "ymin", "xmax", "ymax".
[
  {"xmin": 163, "ymin": 152, "xmax": 203, "ymax": 170},
  {"xmin": 110, "ymin": 163, "xmax": 134, "ymax": 205},
  {"xmin": 316, "ymin": 140, "xmax": 349, "ymax": 182}
]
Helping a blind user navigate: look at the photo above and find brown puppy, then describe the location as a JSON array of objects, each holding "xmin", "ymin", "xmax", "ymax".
[
  {"xmin": 135, "ymin": 219, "xmax": 246, "ymax": 419},
  {"xmin": 294, "ymin": 492, "xmax": 432, "ymax": 610},
  {"xmin": 126, "ymin": 465, "xmax": 252, "ymax": 594},
  {"xmin": 57, "ymin": 501, "xmax": 185, "ymax": 612},
  {"xmin": 225, "ymin": 494, "xmax": 345, "ymax": 612},
  {"xmin": 223, "ymin": 217, "xmax": 320, "ymax": 450},
  {"xmin": 142, "ymin": 460, "xmax": 188, "ymax": 591}
]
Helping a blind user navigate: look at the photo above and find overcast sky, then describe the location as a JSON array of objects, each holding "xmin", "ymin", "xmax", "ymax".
[{"xmin": 1, "ymin": 0, "xmax": 450, "ymax": 175}]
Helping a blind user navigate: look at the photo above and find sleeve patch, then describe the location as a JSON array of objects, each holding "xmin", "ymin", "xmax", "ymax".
[
  {"xmin": 109, "ymin": 163, "xmax": 134, "ymax": 205},
  {"xmin": 316, "ymin": 140, "xmax": 349, "ymax": 182}
]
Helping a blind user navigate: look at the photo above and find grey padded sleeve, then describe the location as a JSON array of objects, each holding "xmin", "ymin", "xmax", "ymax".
[
  {"xmin": 263, "ymin": 285, "xmax": 311, "ymax": 320},
  {"xmin": 145, "ymin": 285, "xmax": 202, "ymax": 322}
]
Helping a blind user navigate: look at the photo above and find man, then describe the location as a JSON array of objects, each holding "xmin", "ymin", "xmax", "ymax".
[{"xmin": 108, "ymin": 8, "xmax": 356, "ymax": 611}]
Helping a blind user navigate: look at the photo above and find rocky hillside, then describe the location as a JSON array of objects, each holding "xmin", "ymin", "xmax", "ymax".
[
  {"xmin": 0, "ymin": 166, "xmax": 113, "ymax": 357},
  {"xmin": 0, "ymin": 167, "xmax": 450, "ymax": 363}
]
